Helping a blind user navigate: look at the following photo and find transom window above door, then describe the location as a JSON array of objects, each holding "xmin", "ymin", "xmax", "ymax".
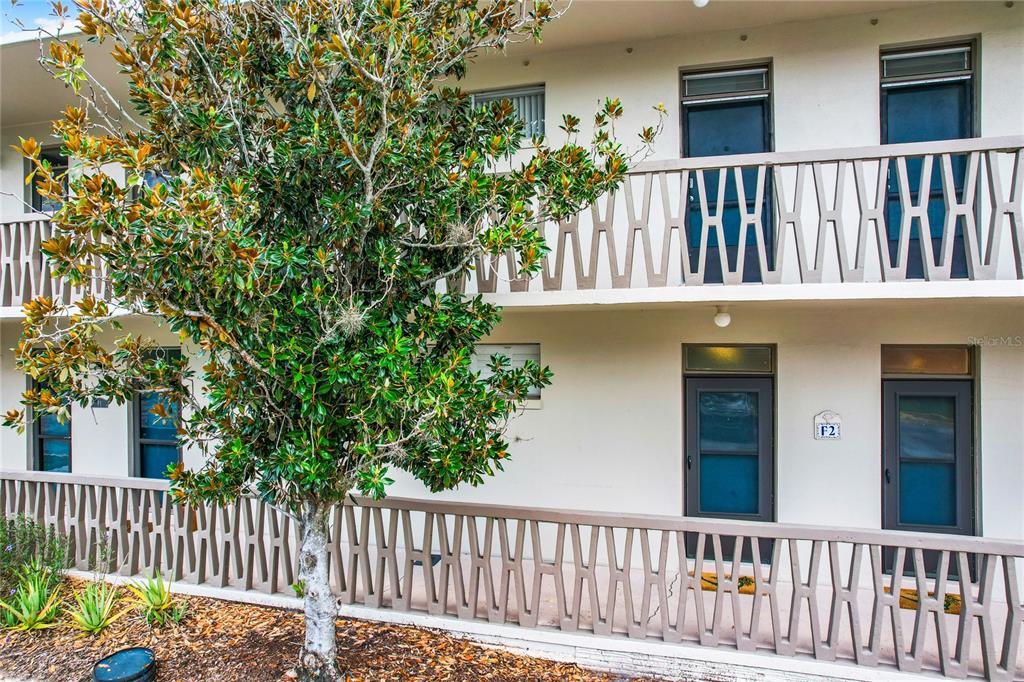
[
  {"xmin": 681, "ymin": 66, "xmax": 769, "ymax": 102},
  {"xmin": 881, "ymin": 44, "xmax": 972, "ymax": 84}
]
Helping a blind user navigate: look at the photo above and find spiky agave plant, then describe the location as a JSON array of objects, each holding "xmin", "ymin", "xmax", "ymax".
[
  {"xmin": 67, "ymin": 581, "xmax": 128, "ymax": 635},
  {"xmin": 0, "ymin": 566, "xmax": 62, "ymax": 631},
  {"xmin": 126, "ymin": 572, "xmax": 178, "ymax": 625}
]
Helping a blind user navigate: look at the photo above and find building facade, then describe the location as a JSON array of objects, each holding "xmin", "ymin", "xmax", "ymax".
[{"xmin": 2, "ymin": 2, "xmax": 1024, "ymax": 678}]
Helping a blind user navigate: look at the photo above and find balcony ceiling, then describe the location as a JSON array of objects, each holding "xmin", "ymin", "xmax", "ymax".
[
  {"xmin": 491, "ymin": 0, "xmax": 933, "ymax": 57},
  {"xmin": 1, "ymin": 37, "xmax": 126, "ymax": 129},
  {"xmin": 2, "ymin": 0, "xmax": 933, "ymax": 128}
]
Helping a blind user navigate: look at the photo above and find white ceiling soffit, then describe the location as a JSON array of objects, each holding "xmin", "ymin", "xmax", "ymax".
[{"xmin": 2, "ymin": 1, "xmax": 935, "ymax": 127}]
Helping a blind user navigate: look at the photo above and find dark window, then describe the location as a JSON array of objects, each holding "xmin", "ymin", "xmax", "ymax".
[
  {"xmin": 130, "ymin": 170, "xmax": 171, "ymax": 202},
  {"xmin": 133, "ymin": 348, "xmax": 183, "ymax": 479},
  {"xmin": 29, "ymin": 378, "xmax": 71, "ymax": 473},
  {"xmin": 681, "ymin": 65, "xmax": 773, "ymax": 283},
  {"xmin": 142, "ymin": 170, "xmax": 168, "ymax": 189},
  {"xmin": 881, "ymin": 43, "xmax": 975, "ymax": 279},
  {"xmin": 28, "ymin": 147, "xmax": 69, "ymax": 214}
]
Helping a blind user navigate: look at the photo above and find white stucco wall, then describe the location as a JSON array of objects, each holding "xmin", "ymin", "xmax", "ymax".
[
  {"xmin": 381, "ymin": 299, "xmax": 1024, "ymax": 542},
  {"xmin": 459, "ymin": 2, "xmax": 1024, "ymax": 157},
  {"xmin": 3, "ymin": 300, "xmax": 1021, "ymax": 541}
]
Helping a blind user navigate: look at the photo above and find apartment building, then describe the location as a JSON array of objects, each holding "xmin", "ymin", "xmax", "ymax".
[{"xmin": 2, "ymin": 2, "xmax": 1023, "ymax": 679}]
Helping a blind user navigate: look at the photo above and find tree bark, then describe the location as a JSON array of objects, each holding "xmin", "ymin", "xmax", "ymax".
[{"xmin": 297, "ymin": 503, "xmax": 340, "ymax": 682}]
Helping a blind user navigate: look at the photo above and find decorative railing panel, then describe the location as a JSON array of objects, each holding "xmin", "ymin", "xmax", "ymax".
[
  {"xmin": 2, "ymin": 471, "xmax": 1023, "ymax": 679},
  {"xmin": 0, "ymin": 213, "xmax": 111, "ymax": 308},
  {"xmin": 1, "ymin": 138, "xmax": 1022, "ymax": 309},
  {"xmin": 451, "ymin": 136, "xmax": 1024, "ymax": 293}
]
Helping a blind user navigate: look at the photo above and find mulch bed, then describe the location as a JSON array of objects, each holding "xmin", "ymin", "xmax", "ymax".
[{"xmin": 0, "ymin": 583, "xmax": 655, "ymax": 681}]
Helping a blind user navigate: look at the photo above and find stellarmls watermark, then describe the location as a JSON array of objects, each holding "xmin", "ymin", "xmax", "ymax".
[{"xmin": 967, "ymin": 336, "xmax": 1024, "ymax": 347}]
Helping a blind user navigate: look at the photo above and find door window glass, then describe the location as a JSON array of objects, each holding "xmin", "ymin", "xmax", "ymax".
[
  {"xmin": 32, "ymin": 378, "xmax": 71, "ymax": 473},
  {"xmin": 700, "ymin": 453, "xmax": 759, "ymax": 515},
  {"xmin": 698, "ymin": 391, "xmax": 759, "ymax": 452},
  {"xmin": 897, "ymin": 395, "xmax": 958, "ymax": 526},
  {"xmin": 697, "ymin": 391, "xmax": 760, "ymax": 515}
]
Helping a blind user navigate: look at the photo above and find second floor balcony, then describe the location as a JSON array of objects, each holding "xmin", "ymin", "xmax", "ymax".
[{"xmin": 2, "ymin": 136, "xmax": 1021, "ymax": 316}]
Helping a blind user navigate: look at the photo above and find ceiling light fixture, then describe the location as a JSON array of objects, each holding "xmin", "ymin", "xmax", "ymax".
[{"xmin": 713, "ymin": 306, "xmax": 732, "ymax": 328}]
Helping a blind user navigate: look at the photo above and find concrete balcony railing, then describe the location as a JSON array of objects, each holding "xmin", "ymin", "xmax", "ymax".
[
  {"xmin": 2, "ymin": 136, "xmax": 1022, "ymax": 312},
  {"xmin": 453, "ymin": 135, "xmax": 1024, "ymax": 301},
  {"xmin": 2, "ymin": 470, "xmax": 1023, "ymax": 679}
]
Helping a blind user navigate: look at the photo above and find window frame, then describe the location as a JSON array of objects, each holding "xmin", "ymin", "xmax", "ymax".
[
  {"xmin": 24, "ymin": 146, "xmax": 70, "ymax": 214},
  {"xmin": 881, "ymin": 343, "xmax": 973, "ymax": 379},
  {"xmin": 684, "ymin": 375, "xmax": 774, "ymax": 523},
  {"xmin": 130, "ymin": 347, "xmax": 184, "ymax": 479},
  {"xmin": 678, "ymin": 60, "xmax": 774, "ymax": 159},
  {"xmin": 682, "ymin": 343, "xmax": 778, "ymax": 527},
  {"xmin": 469, "ymin": 83, "xmax": 546, "ymax": 140},
  {"xmin": 879, "ymin": 38, "xmax": 979, "ymax": 144},
  {"xmin": 26, "ymin": 376, "xmax": 72, "ymax": 473},
  {"xmin": 470, "ymin": 342, "xmax": 543, "ymax": 405},
  {"xmin": 880, "ymin": 344, "xmax": 980, "ymax": 543},
  {"xmin": 683, "ymin": 343, "xmax": 775, "ymax": 376}
]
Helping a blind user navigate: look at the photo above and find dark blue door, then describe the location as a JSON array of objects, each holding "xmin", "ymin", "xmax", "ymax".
[
  {"xmin": 684, "ymin": 99, "xmax": 772, "ymax": 283},
  {"xmin": 685, "ymin": 376, "xmax": 774, "ymax": 562},
  {"xmin": 883, "ymin": 380, "xmax": 974, "ymax": 575},
  {"xmin": 882, "ymin": 50, "xmax": 973, "ymax": 279},
  {"xmin": 686, "ymin": 377, "xmax": 773, "ymax": 521}
]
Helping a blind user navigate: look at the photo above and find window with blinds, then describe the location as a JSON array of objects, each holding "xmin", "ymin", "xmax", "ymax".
[
  {"xmin": 28, "ymin": 147, "xmax": 69, "ymax": 213},
  {"xmin": 133, "ymin": 347, "xmax": 183, "ymax": 479},
  {"xmin": 29, "ymin": 377, "xmax": 71, "ymax": 473},
  {"xmin": 470, "ymin": 343, "xmax": 542, "ymax": 399},
  {"xmin": 472, "ymin": 85, "xmax": 545, "ymax": 138}
]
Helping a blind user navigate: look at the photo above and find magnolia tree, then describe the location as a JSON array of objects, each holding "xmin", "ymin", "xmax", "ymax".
[{"xmin": 7, "ymin": 0, "xmax": 662, "ymax": 678}]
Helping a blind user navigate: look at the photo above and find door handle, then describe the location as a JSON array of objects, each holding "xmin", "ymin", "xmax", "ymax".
[
  {"xmin": 884, "ymin": 468, "xmax": 891, "ymax": 484},
  {"xmin": 687, "ymin": 455, "xmax": 693, "ymax": 470}
]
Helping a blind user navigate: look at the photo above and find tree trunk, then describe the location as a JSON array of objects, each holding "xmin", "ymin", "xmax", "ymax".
[{"xmin": 297, "ymin": 503, "xmax": 340, "ymax": 682}]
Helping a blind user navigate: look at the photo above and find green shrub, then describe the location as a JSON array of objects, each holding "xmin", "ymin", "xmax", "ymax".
[
  {"xmin": 67, "ymin": 580, "xmax": 127, "ymax": 635},
  {"xmin": 0, "ymin": 515, "xmax": 69, "ymax": 596},
  {"xmin": 0, "ymin": 565, "xmax": 62, "ymax": 631},
  {"xmin": 126, "ymin": 571, "xmax": 180, "ymax": 625}
]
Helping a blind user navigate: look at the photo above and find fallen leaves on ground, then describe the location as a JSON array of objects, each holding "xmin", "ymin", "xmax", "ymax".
[{"xmin": 0, "ymin": 583, "xmax": 657, "ymax": 681}]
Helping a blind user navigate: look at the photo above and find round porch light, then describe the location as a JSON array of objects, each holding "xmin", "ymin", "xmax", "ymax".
[
  {"xmin": 713, "ymin": 306, "xmax": 731, "ymax": 328},
  {"xmin": 693, "ymin": 0, "xmax": 710, "ymax": 7}
]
